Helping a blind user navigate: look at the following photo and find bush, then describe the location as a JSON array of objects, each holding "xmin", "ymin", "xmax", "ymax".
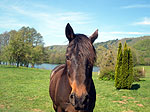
[
  {"xmin": 99, "ymin": 68, "xmax": 115, "ymax": 81},
  {"xmin": 133, "ymin": 67, "xmax": 145, "ymax": 82},
  {"xmin": 99, "ymin": 67, "xmax": 145, "ymax": 82}
]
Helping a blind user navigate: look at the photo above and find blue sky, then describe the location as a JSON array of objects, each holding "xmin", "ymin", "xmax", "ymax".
[{"xmin": 0, "ymin": 0, "xmax": 150, "ymax": 46}]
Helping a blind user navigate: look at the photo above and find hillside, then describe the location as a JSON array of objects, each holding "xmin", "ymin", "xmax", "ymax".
[
  {"xmin": 48, "ymin": 45, "xmax": 67, "ymax": 52},
  {"xmin": 44, "ymin": 36, "xmax": 150, "ymax": 65},
  {"xmin": 43, "ymin": 45, "xmax": 67, "ymax": 64},
  {"xmin": 94, "ymin": 36, "xmax": 150, "ymax": 49}
]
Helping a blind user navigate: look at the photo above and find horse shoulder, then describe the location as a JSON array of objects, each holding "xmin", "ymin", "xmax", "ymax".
[
  {"xmin": 49, "ymin": 64, "xmax": 66, "ymax": 104},
  {"xmin": 50, "ymin": 64, "xmax": 66, "ymax": 79}
]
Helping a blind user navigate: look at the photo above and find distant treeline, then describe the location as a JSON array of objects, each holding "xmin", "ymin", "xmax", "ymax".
[{"xmin": 0, "ymin": 26, "xmax": 150, "ymax": 67}]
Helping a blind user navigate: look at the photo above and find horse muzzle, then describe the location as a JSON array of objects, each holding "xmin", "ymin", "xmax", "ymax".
[{"xmin": 69, "ymin": 93, "xmax": 89, "ymax": 110}]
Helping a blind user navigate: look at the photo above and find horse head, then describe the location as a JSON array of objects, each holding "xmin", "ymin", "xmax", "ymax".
[{"xmin": 65, "ymin": 23, "xmax": 98, "ymax": 110}]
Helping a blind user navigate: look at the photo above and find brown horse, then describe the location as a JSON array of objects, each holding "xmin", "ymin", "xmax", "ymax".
[{"xmin": 49, "ymin": 23, "xmax": 98, "ymax": 112}]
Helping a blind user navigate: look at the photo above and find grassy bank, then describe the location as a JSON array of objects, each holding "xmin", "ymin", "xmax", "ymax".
[{"xmin": 0, "ymin": 65, "xmax": 150, "ymax": 112}]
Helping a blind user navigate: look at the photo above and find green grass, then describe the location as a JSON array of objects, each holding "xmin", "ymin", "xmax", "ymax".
[
  {"xmin": 0, "ymin": 65, "xmax": 53, "ymax": 112},
  {"xmin": 0, "ymin": 65, "xmax": 150, "ymax": 112}
]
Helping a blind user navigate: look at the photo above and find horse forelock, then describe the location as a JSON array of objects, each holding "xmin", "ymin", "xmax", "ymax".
[{"xmin": 67, "ymin": 34, "xmax": 96, "ymax": 65}]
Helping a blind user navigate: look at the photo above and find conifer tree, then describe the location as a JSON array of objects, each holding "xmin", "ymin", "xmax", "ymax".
[
  {"xmin": 115, "ymin": 43, "xmax": 123, "ymax": 89},
  {"xmin": 115, "ymin": 42, "xmax": 134, "ymax": 89},
  {"xmin": 121, "ymin": 42, "xmax": 129, "ymax": 88},
  {"xmin": 127, "ymin": 48, "xmax": 133, "ymax": 89}
]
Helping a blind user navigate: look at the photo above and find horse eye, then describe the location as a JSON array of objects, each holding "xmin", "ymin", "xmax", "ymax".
[
  {"xmin": 88, "ymin": 65, "xmax": 91, "ymax": 68},
  {"xmin": 66, "ymin": 56, "xmax": 69, "ymax": 60},
  {"xmin": 66, "ymin": 55, "xmax": 70, "ymax": 60}
]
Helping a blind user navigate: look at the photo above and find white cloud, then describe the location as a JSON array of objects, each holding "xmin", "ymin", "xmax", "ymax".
[
  {"xmin": 134, "ymin": 17, "xmax": 150, "ymax": 25},
  {"xmin": 97, "ymin": 31, "xmax": 150, "ymax": 43},
  {"xmin": 0, "ymin": 17, "xmax": 28, "ymax": 30},
  {"xmin": 0, "ymin": 3, "xmax": 92, "ymax": 45},
  {"xmin": 10, "ymin": 5, "xmax": 91, "ymax": 28},
  {"xmin": 101, "ymin": 31, "xmax": 150, "ymax": 35},
  {"xmin": 122, "ymin": 4, "xmax": 150, "ymax": 9}
]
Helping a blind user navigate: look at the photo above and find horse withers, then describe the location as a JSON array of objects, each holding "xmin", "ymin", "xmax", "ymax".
[{"xmin": 49, "ymin": 23, "xmax": 98, "ymax": 112}]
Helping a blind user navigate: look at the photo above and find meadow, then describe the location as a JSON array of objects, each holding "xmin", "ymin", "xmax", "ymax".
[{"xmin": 0, "ymin": 65, "xmax": 150, "ymax": 112}]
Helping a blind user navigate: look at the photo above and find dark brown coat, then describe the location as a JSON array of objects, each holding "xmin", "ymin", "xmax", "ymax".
[{"xmin": 49, "ymin": 23, "xmax": 98, "ymax": 112}]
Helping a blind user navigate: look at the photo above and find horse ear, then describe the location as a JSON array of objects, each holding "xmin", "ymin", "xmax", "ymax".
[
  {"xmin": 89, "ymin": 29, "xmax": 98, "ymax": 43},
  {"xmin": 65, "ymin": 23, "xmax": 75, "ymax": 42}
]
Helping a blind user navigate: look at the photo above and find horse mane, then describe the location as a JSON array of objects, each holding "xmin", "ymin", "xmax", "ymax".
[{"xmin": 67, "ymin": 34, "xmax": 96, "ymax": 65}]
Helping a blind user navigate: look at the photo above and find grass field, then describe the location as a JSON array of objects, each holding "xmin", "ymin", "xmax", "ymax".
[{"xmin": 0, "ymin": 65, "xmax": 150, "ymax": 112}]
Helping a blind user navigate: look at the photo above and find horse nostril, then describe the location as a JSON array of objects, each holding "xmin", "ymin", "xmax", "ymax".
[
  {"xmin": 83, "ymin": 94, "xmax": 89, "ymax": 104},
  {"xmin": 70, "ymin": 94, "xmax": 74, "ymax": 99},
  {"xmin": 69, "ymin": 93, "xmax": 76, "ymax": 106}
]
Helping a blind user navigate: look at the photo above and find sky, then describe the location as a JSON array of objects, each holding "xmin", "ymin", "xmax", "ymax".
[{"xmin": 0, "ymin": 0, "xmax": 150, "ymax": 46}]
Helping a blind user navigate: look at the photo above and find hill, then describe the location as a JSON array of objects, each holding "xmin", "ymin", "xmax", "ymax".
[
  {"xmin": 44, "ymin": 36, "xmax": 150, "ymax": 65},
  {"xmin": 94, "ymin": 36, "xmax": 150, "ymax": 49},
  {"xmin": 43, "ymin": 45, "xmax": 67, "ymax": 64}
]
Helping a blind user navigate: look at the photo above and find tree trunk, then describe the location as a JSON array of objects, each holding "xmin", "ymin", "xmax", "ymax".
[
  {"xmin": 17, "ymin": 61, "xmax": 19, "ymax": 67},
  {"xmin": 26, "ymin": 64, "xmax": 29, "ymax": 67},
  {"xmin": 24, "ymin": 62, "xmax": 29, "ymax": 67},
  {"xmin": 31, "ymin": 64, "xmax": 34, "ymax": 68},
  {"xmin": 20, "ymin": 62, "xmax": 23, "ymax": 66}
]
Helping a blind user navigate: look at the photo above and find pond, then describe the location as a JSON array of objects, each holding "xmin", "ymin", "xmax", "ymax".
[
  {"xmin": 33, "ymin": 63, "xmax": 100, "ymax": 72},
  {"xmin": 0, "ymin": 62, "xmax": 100, "ymax": 72}
]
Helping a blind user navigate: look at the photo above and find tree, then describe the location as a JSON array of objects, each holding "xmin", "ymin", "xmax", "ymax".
[
  {"xmin": 18, "ymin": 26, "xmax": 44, "ymax": 67},
  {"xmin": 1, "ymin": 26, "xmax": 44, "ymax": 67},
  {"xmin": 98, "ymin": 46, "xmax": 116, "ymax": 80},
  {"xmin": 29, "ymin": 46, "xmax": 44, "ymax": 67},
  {"xmin": 121, "ymin": 42, "xmax": 129, "ymax": 88},
  {"xmin": 8, "ymin": 30, "xmax": 24, "ymax": 67},
  {"xmin": 115, "ymin": 43, "xmax": 123, "ymax": 89},
  {"xmin": 115, "ymin": 42, "xmax": 134, "ymax": 89},
  {"xmin": 96, "ymin": 45, "xmax": 107, "ymax": 66},
  {"xmin": 127, "ymin": 48, "xmax": 133, "ymax": 88},
  {"xmin": 0, "ymin": 31, "xmax": 11, "ymax": 64},
  {"xmin": 18, "ymin": 27, "xmax": 44, "ymax": 67}
]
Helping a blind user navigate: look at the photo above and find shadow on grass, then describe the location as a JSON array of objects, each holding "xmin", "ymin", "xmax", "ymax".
[
  {"xmin": 130, "ymin": 84, "xmax": 140, "ymax": 90},
  {"xmin": 140, "ymin": 79, "xmax": 146, "ymax": 81}
]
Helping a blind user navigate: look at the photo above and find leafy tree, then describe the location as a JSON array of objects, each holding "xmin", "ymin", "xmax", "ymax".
[
  {"xmin": 18, "ymin": 27, "xmax": 44, "ymax": 67},
  {"xmin": 29, "ymin": 46, "xmax": 44, "ymax": 67},
  {"xmin": 96, "ymin": 45, "xmax": 107, "ymax": 66},
  {"xmin": 7, "ymin": 30, "xmax": 24, "ymax": 67},
  {"xmin": 0, "ymin": 31, "xmax": 11, "ymax": 64},
  {"xmin": 1, "ymin": 26, "xmax": 44, "ymax": 67},
  {"xmin": 98, "ymin": 47, "xmax": 116, "ymax": 80},
  {"xmin": 144, "ymin": 58, "xmax": 150, "ymax": 65}
]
